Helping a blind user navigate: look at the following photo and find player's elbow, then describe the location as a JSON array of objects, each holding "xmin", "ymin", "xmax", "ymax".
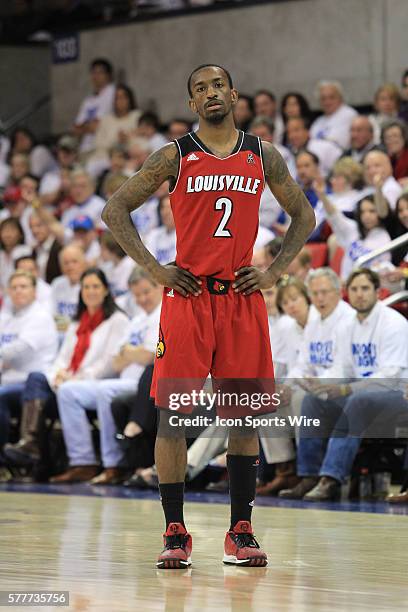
[{"xmin": 101, "ymin": 201, "xmax": 113, "ymax": 227}]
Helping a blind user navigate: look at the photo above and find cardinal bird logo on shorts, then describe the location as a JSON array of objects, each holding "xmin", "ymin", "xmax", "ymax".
[
  {"xmin": 214, "ymin": 281, "xmax": 225, "ymax": 292},
  {"xmin": 156, "ymin": 325, "xmax": 166, "ymax": 358}
]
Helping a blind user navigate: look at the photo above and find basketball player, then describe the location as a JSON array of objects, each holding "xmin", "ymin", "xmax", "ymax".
[{"xmin": 102, "ymin": 65, "xmax": 315, "ymax": 569}]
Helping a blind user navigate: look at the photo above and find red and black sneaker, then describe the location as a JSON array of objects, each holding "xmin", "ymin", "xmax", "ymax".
[
  {"xmin": 156, "ymin": 523, "xmax": 192, "ymax": 569},
  {"xmin": 223, "ymin": 520, "xmax": 267, "ymax": 567}
]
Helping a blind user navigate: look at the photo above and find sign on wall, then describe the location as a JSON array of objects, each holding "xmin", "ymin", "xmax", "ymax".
[{"xmin": 52, "ymin": 33, "xmax": 80, "ymax": 64}]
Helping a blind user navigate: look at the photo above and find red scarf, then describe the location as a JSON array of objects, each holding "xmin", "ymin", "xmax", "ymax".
[{"xmin": 69, "ymin": 308, "xmax": 105, "ymax": 374}]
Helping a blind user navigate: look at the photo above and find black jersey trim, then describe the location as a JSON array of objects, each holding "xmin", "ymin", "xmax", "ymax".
[
  {"xmin": 242, "ymin": 132, "xmax": 262, "ymax": 157},
  {"xmin": 169, "ymin": 139, "xmax": 182, "ymax": 195},
  {"xmin": 177, "ymin": 133, "xmax": 201, "ymax": 157},
  {"xmin": 258, "ymin": 137, "xmax": 266, "ymax": 190},
  {"xmin": 188, "ymin": 130, "xmax": 244, "ymax": 160}
]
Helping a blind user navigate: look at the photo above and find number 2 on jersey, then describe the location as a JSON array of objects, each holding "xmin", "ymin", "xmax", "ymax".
[{"xmin": 213, "ymin": 197, "xmax": 233, "ymax": 238}]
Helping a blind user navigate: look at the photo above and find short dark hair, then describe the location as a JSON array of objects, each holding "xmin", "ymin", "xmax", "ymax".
[
  {"xmin": 0, "ymin": 218, "xmax": 25, "ymax": 248},
  {"xmin": 187, "ymin": 64, "xmax": 233, "ymax": 97},
  {"xmin": 20, "ymin": 173, "xmax": 40, "ymax": 187},
  {"xmin": 254, "ymin": 89, "xmax": 276, "ymax": 103},
  {"xmin": 138, "ymin": 111, "xmax": 161, "ymax": 131},
  {"xmin": 346, "ymin": 268, "xmax": 380, "ymax": 290},
  {"xmin": 90, "ymin": 58, "xmax": 113, "ymax": 77},
  {"xmin": 296, "ymin": 149, "xmax": 320, "ymax": 166},
  {"xmin": 115, "ymin": 83, "xmax": 137, "ymax": 111},
  {"xmin": 75, "ymin": 267, "xmax": 120, "ymax": 321},
  {"xmin": 100, "ymin": 231, "xmax": 127, "ymax": 260}
]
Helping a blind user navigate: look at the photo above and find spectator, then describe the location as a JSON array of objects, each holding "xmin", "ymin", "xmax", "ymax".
[
  {"xmin": 250, "ymin": 116, "xmax": 296, "ymax": 177},
  {"xmin": 136, "ymin": 112, "xmax": 167, "ymax": 151},
  {"xmin": 342, "ymin": 115, "xmax": 377, "ymax": 163},
  {"xmin": 47, "ymin": 268, "xmax": 161, "ymax": 484},
  {"xmin": 12, "ymin": 255, "xmax": 53, "ymax": 313},
  {"xmin": 144, "ymin": 195, "xmax": 176, "ymax": 265},
  {"xmin": 30, "ymin": 211, "xmax": 62, "ymax": 283},
  {"xmin": 69, "ymin": 216, "xmax": 101, "ymax": 266},
  {"xmin": 87, "ymin": 84, "xmax": 141, "ymax": 178},
  {"xmin": 286, "ymin": 117, "xmax": 342, "ymax": 177},
  {"xmin": 325, "ymin": 157, "xmax": 367, "ymax": 213},
  {"xmin": 51, "ymin": 244, "xmax": 87, "ymax": 333},
  {"xmin": 315, "ymin": 181, "xmax": 391, "ymax": 279},
  {"xmin": 284, "ymin": 269, "xmax": 408, "ymax": 501},
  {"xmin": 7, "ymin": 153, "xmax": 30, "ymax": 187},
  {"xmin": 253, "ymin": 90, "xmax": 284, "ymax": 143},
  {"xmin": 233, "ymin": 95, "xmax": 254, "ymax": 132},
  {"xmin": 295, "ymin": 150, "xmax": 325, "ymax": 240},
  {"xmin": 374, "ymin": 192, "xmax": 408, "ymax": 271},
  {"xmin": 73, "ymin": 58, "xmax": 115, "ymax": 158},
  {"xmin": 97, "ymin": 145, "xmax": 128, "ymax": 196},
  {"xmin": 9, "ymin": 127, "xmax": 56, "ymax": 178},
  {"xmin": 100, "ymin": 231, "xmax": 136, "ymax": 297},
  {"xmin": 124, "ymin": 137, "xmax": 152, "ymax": 177},
  {"xmin": 4, "ymin": 267, "xmax": 129, "ymax": 468},
  {"xmin": 115, "ymin": 266, "xmax": 144, "ymax": 319},
  {"xmin": 60, "ymin": 169, "xmax": 105, "ymax": 228},
  {"xmin": 381, "ymin": 119, "xmax": 408, "ymax": 181},
  {"xmin": 0, "ymin": 218, "xmax": 31, "ymax": 297},
  {"xmin": 286, "ymin": 247, "xmax": 312, "ymax": 281},
  {"xmin": 167, "ymin": 118, "xmax": 191, "ymax": 140},
  {"xmin": 39, "ymin": 135, "xmax": 79, "ymax": 206},
  {"xmin": 0, "ymin": 270, "xmax": 58, "ymax": 453},
  {"xmin": 310, "ymin": 81, "xmax": 357, "ymax": 149},
  {"xmin": 280, "ymin": 92, "xmax": 312, "ymax": 131},
  {"xmin": 369, "ymin": 83, "xmax": 401, "ymax": 144},
  {"xmin": 363, "ymin": 150, "xmax": 402, "ymax": 209}
]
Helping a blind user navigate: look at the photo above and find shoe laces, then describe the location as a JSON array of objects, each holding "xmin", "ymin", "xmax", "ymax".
[
  {"xmin": 164, "ymin": 533, "xmax": 188, "ymax": 550},
  {"xmin": 232, "ymin": 532, "xmax": 260, "ymax": 549}
]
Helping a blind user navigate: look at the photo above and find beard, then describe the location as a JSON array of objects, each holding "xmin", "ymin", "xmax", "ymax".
[{"xmin": 203, "ymin": 107, "xmax": 229, "ymax": 124}]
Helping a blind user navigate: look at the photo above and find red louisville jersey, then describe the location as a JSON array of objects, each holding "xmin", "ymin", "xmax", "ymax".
[{"xmin": 170, "ymin": 130, "xmax": 265, "ymax": 279}]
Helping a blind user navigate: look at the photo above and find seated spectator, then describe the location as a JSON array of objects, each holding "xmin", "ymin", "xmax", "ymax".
[
  {"xmin": 315, "ymin": 180, "xmax": 392, "ymax": 279},
  {"xmin": 250, "ymin": 116, "xmax": 296, "ymax": 177},
  {"xmin": 0, "ymin": 218, "xmax": 31, "ymax": 298},
  {"xmin": 135, "ymin": 112, "xmax": 167, "ymax": 151},
  {"xmin": 167, "ymin": 118, "xmax": 191, "ymax": 141},
  {"xmin": 30, "ymin": 211, "xmax": 62, "ymax": 283},
  {"xmin": 51, "ymin": 245, "xmax": 87, "ymax": 333},
  {"xmin": 124, "ymin": 137, "xmax": 152, "ymax": 177},
  {"xmin": 73, "ymin": 58, "xmax": 115, "ymax": 159},
  {"xmin": 61, "ymin": 169, "xmax": 105, "ymax": 228},
  {"xmin": 46, "ymin": 268, "xmax": 161, "ymax": 484},
  {"xmin": 10, "ymin": 255, "xmax": 53, "ymax": 313},
  {"xmin": 8, "ymin": 127, "xmax": 56, "ymax": 178},
  {"xmin": 369, "ymin": 83, "xmax": 401, "ymax": 144},
  {"xmin": 6, "ymin": 153, "xmax": 30, "ymax": 187},
  {"xmin": 100, "ymin": 231, "xmax": 136, "ymax": 297},
  {"xmin": 97, "ymin": 145, "xmax": 128, "ymax": 196},
  {"xmin": 381, "ymin": 119, "xmax": 408, "ymax": 181},
  {"xmin": 144, "ymin": 195, "xmax": 176, "ymax": 265},
  {"xmin": 326, "ymin": 157, "xmax": 367, "ymax": 213},
  {"xmin": 115, "ymin": 266, "xmax": 144, "ymax": 319},
  {"xmin": 342, "ymin": 115, "xmax": 377, "ymax": 163},
  {"xmin": 253, "ymin": 90, "xmax": 284, "ymax": 143},
  {"xmin": 286, "ymin": 247, "xmax": 312, "ymax": 281},
  {"xmin": 286, "ymin": 117, "xmax": 342, "ymax": 177},
  {"xmin": 39, "ymin": 135, "xmax": 78, "ymax": 206},
  {"xmin": 295, "ymin": 150, "xmax": 325, "ymax": 240},
  {"xmin": 69, "ymin": 216, "xmax": 101, "ymax": 266},
  {"xmin": 363, "ymin": 150, "xmax": 402, "ymax": 209},
  {"xmin": 310, "ymin": 81, "xmax": 357, "ymax": 149},
  {"xmin": 0, "ymin": 270, "xmax": 58, "ymax": 453},
  {"xmin": 373, "ymin": 192, "xmax": 408, "ymax": 285},
  {"xmin": 282, "ymin": 268, "xmax": 408, "ymax": 501},
  {"xmin": 4, "ymin": 268, "xmax": 129, "ymax": 468},
  {"xmin": 233, "ymin": 95, "xmax": 254, "ymax": 132},
  {"xmin": 87, "ymin": 84, "xmax": 141, "ymax": 178},
  {"xmin": 280, "ymin": 92, "xmax": 312, "ymax": 145}
]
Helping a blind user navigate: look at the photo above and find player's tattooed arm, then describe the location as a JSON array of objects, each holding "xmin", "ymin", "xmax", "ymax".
[
  {"xmin": 233, "ymin": 142, "xmax": 315, "ymax": 294},
  {"xmin": 102, "ymin": 143, "xmax": 202, "ymax": 296}
]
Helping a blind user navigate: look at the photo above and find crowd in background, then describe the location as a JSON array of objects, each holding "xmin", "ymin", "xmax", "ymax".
[{"xmin": 1, "ymin": 56, "xmax": 408, "ymax": 503}]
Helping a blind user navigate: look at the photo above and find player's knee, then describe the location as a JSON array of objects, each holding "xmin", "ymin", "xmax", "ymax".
[{"xmin": 157, "ymin": 409, "xmax": 186, "ymax": 439}]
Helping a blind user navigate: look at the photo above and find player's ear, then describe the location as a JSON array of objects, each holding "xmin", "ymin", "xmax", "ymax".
[
  {"xmin": 188, "ymin": 98, "xmax": 198, "ymax": 114},
  {"xmin": 231, "ymin": 88, "xmax": 239, "ymax": 107}
]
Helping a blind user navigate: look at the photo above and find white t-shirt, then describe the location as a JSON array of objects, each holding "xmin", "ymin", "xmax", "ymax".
[
  {"xmin": 102, "ymin": 257, "xmax": 136, "ymax": 297},
  {"xmin": 51, "ymin": 275, "xmax": 80, "ymax": 320},
  {"xmin": 272, "ymin": 307, "xmax": 319, "ymax": 378},
  {"xmin": 331, "ymin": 301, "xmax": 408, "ymax": 381},
  {"xmin": 120, "ymin": 303, "xmax": 161, "ymax": 382},
  {"xmin": 327, "ymin": 210, "xmax": 391, "ymax": 279},
  {"xmin": 75, "ymin": 83, "xmax": 115, "ymax": 154},
  {"xmin": 61, "ymin": 195, "xmax": 106, "ymax": 229},
  {"xmin": 259, "ymin": 186, "xmax": 285, "ymax": 229},
  {"xmin": 310, "ymin": 104, "xmax": 358, "ymax": 150},
  {"xmin": 131, "ymin": 197, "xmax": 159, "ymax": 238},
  {"xmin": 292, "ymin": 300, "xmax": 355, "ymax": 378},
  {"xmin": 382, "ymin": 176, "xmax": 403, "ymax": 210},
  {"xmin": 115, "ymin": 292, "xmax": 143, "ymax": 319},
  {"xmin": 329, "ymin": 188, "xmax": 371, "ymax": 213},
  {"xmin": 2, "ymin": 278, "xmax": 53, "ymax": 314},
  {"xmin": 39, "ymin": 169, "xmax": 62, "ymax": 196},
  {"xmin": 307, "ymin": 138, "xmax": 342, "ymax": 177},
  {"xmin": 275, "ymin": 143, "xmax": 296, "ymax": 178},
  {"xmin": 254, "ymin": 225, "xmax": 275, "ymax": 250},
  {"xmin": 145, "ymin": 226, "xmax": 176, "ymax": 265},
  {"xmin": 0, "ymin": 300, "xmax": 58, "ymax": 384}
]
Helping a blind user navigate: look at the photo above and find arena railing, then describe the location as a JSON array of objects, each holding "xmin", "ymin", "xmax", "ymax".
[{"xmin": 355, "ymin": 233, "xmax": 408, "ymax": 268}]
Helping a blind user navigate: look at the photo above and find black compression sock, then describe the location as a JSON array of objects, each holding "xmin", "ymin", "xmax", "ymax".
[
  {"xmin": 227, "ymin": 454, "xmax": 259, "ymax": 530},
  {"xmin": 159, "ymin": 482, "xmax": 185, "ymax": 529}
]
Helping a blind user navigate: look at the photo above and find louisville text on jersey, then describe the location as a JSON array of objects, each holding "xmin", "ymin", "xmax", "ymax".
[{"xmin": 186, "ymin": 174, "xmax": 261, "ymax": 194}]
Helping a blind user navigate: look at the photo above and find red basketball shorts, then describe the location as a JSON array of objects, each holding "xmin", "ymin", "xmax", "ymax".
[{"xmin": 150, "ymin": 276, "xmax": 275, "ymax": 417}]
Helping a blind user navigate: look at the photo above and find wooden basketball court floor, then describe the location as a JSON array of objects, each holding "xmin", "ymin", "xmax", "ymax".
[{"xmin": 0, "ymin": 486, "xmax": 407, "ymax": 612}]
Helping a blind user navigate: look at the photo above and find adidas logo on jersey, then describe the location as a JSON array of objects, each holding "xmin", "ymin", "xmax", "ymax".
[
  {"xmin": 187, "ymin": 153, "xmax": 199, "ymax": 161},
  {"xmin": 166, "ymin": 288, "xmax": 175, "ymax": 297}
]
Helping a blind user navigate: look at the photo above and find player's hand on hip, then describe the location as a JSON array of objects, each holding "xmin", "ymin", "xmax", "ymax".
[
  {"xmin": 155, "ymin": 264, "xmax": 202, "ymax": 297},
  {"xmin": 233, "ymin": 266, "xmax": 279, "ymax": 295}
]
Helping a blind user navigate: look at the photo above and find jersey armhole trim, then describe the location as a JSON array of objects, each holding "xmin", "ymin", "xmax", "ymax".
[
  {"xmin": 258, "ymin": 137, "xmax": 266, "ymax": 191},
  {"xmin": 169, "ymin": 140, "xmax": 182, "ymax": 195}
]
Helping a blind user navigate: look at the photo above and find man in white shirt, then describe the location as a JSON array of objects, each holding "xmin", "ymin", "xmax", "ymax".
[
  {"xmin": 73, "ymin": 58, "xmax": 115, "ymax": 157},
  {"xmin": 253, "ymin": 90, "xmax": 285, "ymax": 144},
  {"xmin": 51, "ymin": 244, "xmax": 87, "ymax": 333},
  {"xmin": 0, "ymin": 270, "xmax": 58, "ymax": 451},
  {"xmin": 282, "ymin": 268, "xmax": 408, "ymax": 501},
  {"xmin": 363, "ymin": 150, "xmax": 402, "ymax": 209},
  {"xmin": 61, "ymin": 169, "xmax": 105, "ymax": 229},
  {"xmin": 144, "ymin": 195, "xmax": 176, "ymax": 265},
  {"xmin": 342, "ymin": 116, "xmax": 377, "ymax": 162},
  {"xmin": 310, "ymin": 81, "xmax": 358, "ymax": 150},
  {"xmin": 69, "ymin": 215, "xmax": 101, "ymax": 265},
  {"xmin": 286, "ymin": 117, "xmax": 342, "ymax": 177},
  {"xmin": 52, "ymin": 269, "xmax": 162, "ymax": 484},
  {"xmin": 250, "ymin": 116, "xmax": 296, "ymax": 178}
]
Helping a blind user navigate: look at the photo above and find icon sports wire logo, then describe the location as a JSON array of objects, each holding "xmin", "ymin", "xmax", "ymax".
[{"xmin": 187, "ymin": 153, "xmax": 199, "ymax": 161}]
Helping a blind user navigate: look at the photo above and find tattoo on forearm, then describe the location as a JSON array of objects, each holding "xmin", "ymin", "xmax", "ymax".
[{"xmin": 101, "ymin": 144, "xmax": 179, "ymax": 271}]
